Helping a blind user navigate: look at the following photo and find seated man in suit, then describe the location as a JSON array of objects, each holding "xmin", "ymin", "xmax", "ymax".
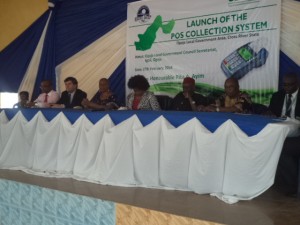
[
  {"xmin": 201, "ymin": 77, "xmax": 252, "ymax": 113},
  {"xmin": 51, "ymin": 77, "xmax": 87, "ymax": 109},
  {"xmin": 268, "ymin": 73, "xmax": 300, "ymax": 119},
  {"xmin": 269, "ymin": 73, "xmax": 300, "ymax": 195},
  {"xmin": 171, "ymin": 77, "xmax": 209, "ymax": 111}
]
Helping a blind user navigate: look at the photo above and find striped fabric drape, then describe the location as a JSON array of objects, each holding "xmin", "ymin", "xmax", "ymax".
[
  {"xmin": 18, "ymin": 12, "xmax": 53, "ymax": 100},
  {"xmin": 281, "ymin": 0, "xmax": 300, "ymax": 65},
  {"xmin": 55, "ymin": 22, "xmax": 126, "ymax": 100}
]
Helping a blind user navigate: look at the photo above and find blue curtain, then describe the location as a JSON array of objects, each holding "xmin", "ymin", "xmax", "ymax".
[
  {"xmin": 54, "ymin": 0, "xmax": 136, "ymax": 65},
  {"xmin": 279, "ymin": 51, "xmax": 300, "ymax": 88},
  {"xmin": 31, "ymin": 0, "xmax": 136, "ymax": 101},
  {"xmin": 0, "ymin": 11, "xmax": 50, "ymax": 92},
  {"xmin": 108, "ymin": 60, "xmax": 126, "ymax": 106}
]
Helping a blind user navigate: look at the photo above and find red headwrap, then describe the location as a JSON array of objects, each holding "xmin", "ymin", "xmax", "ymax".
[{"xmin": 183, "ymin": 77, "xmax": 195, "ymax": 85}]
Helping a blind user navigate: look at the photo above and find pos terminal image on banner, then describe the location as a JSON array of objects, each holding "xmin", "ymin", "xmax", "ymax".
[{"xmin": 221, "ymin": 39, "xmax": 269, "ymax": 79}]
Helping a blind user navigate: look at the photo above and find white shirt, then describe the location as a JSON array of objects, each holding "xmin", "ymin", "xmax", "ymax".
[
  {"xmin": 281, "ymin": 89, "xmax": 298, "ymax": 119},
  {"xmin": 34, "ymin": 90, "xmax": 60, "ymax": 108},
  {"xmin": 69, "ymin": 91, "xmax": 76, "ymax": 104}
]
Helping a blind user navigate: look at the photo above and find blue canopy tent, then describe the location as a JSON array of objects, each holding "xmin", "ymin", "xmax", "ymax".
[
  {"xmin": 0, "ymin": 0, "xmax": 137, "ymax": 104},
  {"xmin": 0, "ymin": 0, "xmax": 299, "ymax": 105}
]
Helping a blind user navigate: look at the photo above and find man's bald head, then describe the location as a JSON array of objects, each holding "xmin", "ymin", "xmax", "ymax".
[
  {"xmin": 283, "ymin": 73, "xmax": 299, "ymax": 94},
  {"xmin": 40, "ymin": 80, "xmax": 53, "ymax": 93},
  {"xmin": 99, "ymin": 78, "xmax": 110, "ymax": 92}
]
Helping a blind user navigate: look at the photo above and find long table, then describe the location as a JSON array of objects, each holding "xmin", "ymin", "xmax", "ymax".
[{"xmin": 0, "ymin": 109, "xmax": 299, "ymax": 203}]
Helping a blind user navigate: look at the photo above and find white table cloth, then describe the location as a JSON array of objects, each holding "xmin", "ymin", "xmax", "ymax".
[{"xmin": 0, "ymin": 110, "xmax": 299, "ymax": 203}]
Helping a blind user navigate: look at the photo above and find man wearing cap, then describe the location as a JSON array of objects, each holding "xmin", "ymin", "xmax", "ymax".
[{"xmin": 171, "ymin": 77, "xmax": 209, "ymax": 111}]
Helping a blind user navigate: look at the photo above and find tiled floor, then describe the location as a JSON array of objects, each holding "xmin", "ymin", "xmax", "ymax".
[{"xmin": 0, "ymin": 169, "xmax": 299, "ymax": 225}]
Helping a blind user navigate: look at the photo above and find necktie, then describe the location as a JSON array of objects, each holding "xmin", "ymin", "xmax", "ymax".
[
  {"xmin": 285, "ymin": 94, "xmax": 292, "ymax": 117},
  {"xmin": 68, "ymin": 93, "xmax": 72, "ymax": 105},
  {"xmin": 44, "ymin": 94, "xmax": 48, "ymax": 103}
]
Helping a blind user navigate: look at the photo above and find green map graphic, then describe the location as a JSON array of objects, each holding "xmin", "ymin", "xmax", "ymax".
[{"xmin": 135, "ymin": 15, "xmax": 175, "ymax": 51}]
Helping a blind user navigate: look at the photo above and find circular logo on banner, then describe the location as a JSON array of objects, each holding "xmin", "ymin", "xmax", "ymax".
[{"xmin": 135, "ymin": 5, "xmax": 151, "ymax": 23}]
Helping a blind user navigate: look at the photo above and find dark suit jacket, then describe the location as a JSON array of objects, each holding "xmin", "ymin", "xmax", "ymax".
[
  {"xmin": 269, "ymin": 89, "xmax": 300, "ymax": 118},
  {"xmin": 171, "ymin": 92, "xmax": 209, "ymax": 111},
  {"xmin": 58, "ymin": 89, "xmax": 87, "ymax": 108}
]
